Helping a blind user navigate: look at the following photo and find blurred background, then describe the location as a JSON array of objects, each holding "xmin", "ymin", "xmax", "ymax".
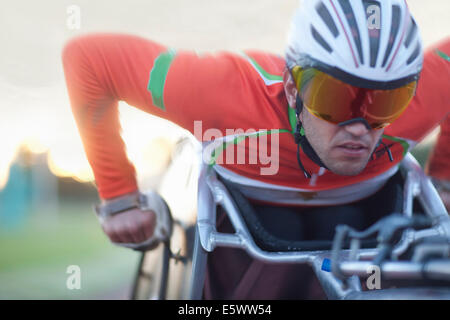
[{"xmin": 0, "ymin": 0, "xmax": 448, "ymax": 299}]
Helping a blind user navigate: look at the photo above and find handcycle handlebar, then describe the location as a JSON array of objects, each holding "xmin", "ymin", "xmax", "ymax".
[
  {"xmin": 336, "ymin": 259, "xmax": 450, "ymax": 281},
  {"xmin": 191, "ymin": 152, "xmax": 450, "ymax": 299},
  {"xmin": 130, "ymin": 144, "xmax": 450, "ymax": 300},
  {"xmin": 129, "ymin": 141, "xmax": 450, "ymax": 300}
]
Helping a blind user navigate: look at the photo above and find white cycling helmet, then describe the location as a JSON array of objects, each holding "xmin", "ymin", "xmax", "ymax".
[{"xmin": 286, "ymin": 0, "xmax": 423, "ymax": 89}]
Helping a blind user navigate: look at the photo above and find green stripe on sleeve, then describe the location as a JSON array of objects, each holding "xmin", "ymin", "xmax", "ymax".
[
  {"xmin": 246, "ymin": 56, "xmax": 283, "ymax": 82},
  {"xmin": 147, "ymin": 49, "xmax": 176, "ymax": 111},
  {"xmin": 435, "ymin": 49, "xmax": 450, "ymax": 62}
]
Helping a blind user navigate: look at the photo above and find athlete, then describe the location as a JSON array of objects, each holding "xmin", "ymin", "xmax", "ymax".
[{"xmin": 62, "ymin": 0, "xmax": 449, "ymax": 298}]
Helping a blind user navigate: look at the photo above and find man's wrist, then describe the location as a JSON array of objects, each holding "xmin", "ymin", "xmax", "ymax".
[
  {"xmin": 96, "ymin": 191, "xmax": 143, "ymax": 220},
  {"xmin": 101, "ymin": 190, "xmax": 140, "ymax": 204}
]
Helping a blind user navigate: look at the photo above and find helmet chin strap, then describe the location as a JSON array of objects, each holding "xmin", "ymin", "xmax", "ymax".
[
  {"xmin": 294, "ymin": 95, "xmax": 393, "ymax": 179},
  {"xmin": 294, "ymin": 95, "xmax": 328, "ymax": 179}
]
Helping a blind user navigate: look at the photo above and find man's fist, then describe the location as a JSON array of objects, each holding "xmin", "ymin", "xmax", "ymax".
[
  {"xmin": 96, "ymin": 191, "xmax": 173, "ymax": 251},
  {"xmin": 100, "ymin": 208, "xmax": 157, "ymax": 244}
]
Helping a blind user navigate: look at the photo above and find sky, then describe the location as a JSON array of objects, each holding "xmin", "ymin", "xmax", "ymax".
[{"xmin": 0, "ymin": 0, "xmax": 449, "ymax": 190}]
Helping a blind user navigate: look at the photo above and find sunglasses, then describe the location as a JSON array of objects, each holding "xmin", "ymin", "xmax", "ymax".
[{"xmin": 291, "ymin": 66, "xmax": 417, "ymax": 130}]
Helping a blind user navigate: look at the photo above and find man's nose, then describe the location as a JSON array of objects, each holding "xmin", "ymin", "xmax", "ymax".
[{"xmin": 342, "ymin": 121, "xmax": 370, "ymax": 136}]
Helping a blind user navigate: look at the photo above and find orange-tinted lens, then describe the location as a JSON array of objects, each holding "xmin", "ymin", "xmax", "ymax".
[{"xmin": 291, "ymin": 66, "xmax": 417, "ymax": 129}]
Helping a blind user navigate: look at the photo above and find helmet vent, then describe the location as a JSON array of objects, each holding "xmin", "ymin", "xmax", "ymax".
[
  {"xmin": 404, "ymin": 18, "xmax": 417, "ymax": 49},
  {"xmin": 338, "ymin": 0, "xmax": 364, "ymax": 65},
  {"xmin": 316, "ymin": 1, "xmax": 339, "ymax": 38},
  {"xmin": 311, "ymin": 25, "xmax": 333, "ymax": 53},
  {"xmin": 407, "ymin": 42, "xmax": 421, "ymax": 65},
  {"xmin": 381, "ymin": 5, "xmax": 401, "ymax": 67}
]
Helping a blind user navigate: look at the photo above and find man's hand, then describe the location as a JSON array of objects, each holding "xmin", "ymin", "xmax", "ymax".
[{"xmin": 101, "ymin": 208, "xmax": 157, "ymax": 244}]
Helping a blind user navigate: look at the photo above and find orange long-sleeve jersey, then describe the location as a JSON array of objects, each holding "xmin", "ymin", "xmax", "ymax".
[{"xmin": 62, "ymin": 34, "xmax": 450, "ymax": 204}]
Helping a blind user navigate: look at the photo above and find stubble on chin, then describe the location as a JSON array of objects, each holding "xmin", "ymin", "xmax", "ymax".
[{"xmin": 326, "ymin": 157, "xmax": 371, "ymax": 176}]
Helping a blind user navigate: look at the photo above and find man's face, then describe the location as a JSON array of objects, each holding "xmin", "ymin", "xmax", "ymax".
[
  {"xmin": 283, "ymin": 68, "xmax": 384, "ymax": 176},
  {"xmin": 300, "ymin": 108, "xmax": 384, "ymax": 175}
]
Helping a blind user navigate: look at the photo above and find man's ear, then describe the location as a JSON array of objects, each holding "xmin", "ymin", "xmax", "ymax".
[{"xmin": 283, "ymin": 68, "xmax": 298, "ymax": 110}]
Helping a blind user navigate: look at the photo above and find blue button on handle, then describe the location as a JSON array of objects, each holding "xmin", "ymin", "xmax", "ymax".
[{"xmin": 321, "ymin": 258, "xmax": 331, "ymax": 272}]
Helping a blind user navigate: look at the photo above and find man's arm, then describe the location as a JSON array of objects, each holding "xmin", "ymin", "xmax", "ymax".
[
  {"xmin": 62, "ymin": 33, "xmax": 265, "ymax": 200},
  {"xmin": 424, "ymin": 41, "xmax": 450, "ymax": 211},
  {"xmin": 385, "ymin": 38, "xmax": 450, "ymax": 211},
  {"xmin": 62, "ymin": 33, "xmax": 278, "ymax": 245},
  {"xmin": 386, "ymin": 38, "xmax": 450, "ymax": 143},
  {"xmin": 62, "ymin": 33, "xmax": 170, "ymax": 200},
  {"xmin": 427, "ymin": 114, "xmax": 450, "ymax": 211}
]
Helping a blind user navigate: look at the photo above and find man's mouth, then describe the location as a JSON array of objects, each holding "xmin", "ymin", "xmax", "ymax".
[{"xmin": 335, "ymin": 142, "xmax": 369, "ymax": 157}]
